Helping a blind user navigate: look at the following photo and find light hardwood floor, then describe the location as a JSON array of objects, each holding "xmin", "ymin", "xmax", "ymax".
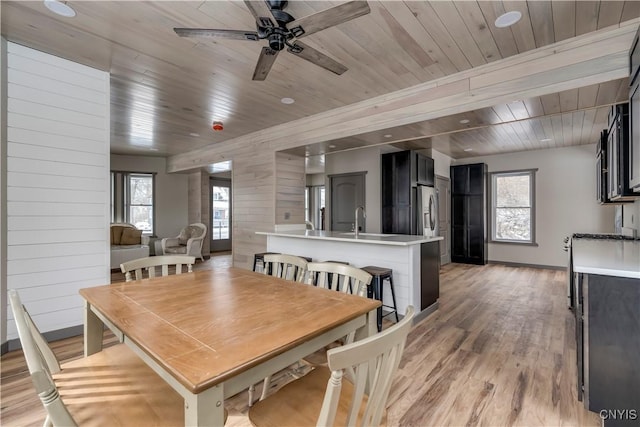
[{"xmin": 1, "ymin": 259, "xmax": 600, "ymax": 426}]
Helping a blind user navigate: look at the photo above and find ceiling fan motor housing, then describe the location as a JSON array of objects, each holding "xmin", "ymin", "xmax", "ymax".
[{"xmin": 268, "ymin": 33, "xmax": 286, "ymax": 51}]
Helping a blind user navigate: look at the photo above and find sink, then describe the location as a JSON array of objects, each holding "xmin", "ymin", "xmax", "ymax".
[{"xmin": 340, "ymin": 232, "xmax": 395, "ymax": 237}]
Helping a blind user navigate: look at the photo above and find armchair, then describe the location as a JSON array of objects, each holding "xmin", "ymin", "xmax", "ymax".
[{"xmin": 161, "ymin": 223, "xmax": 207, "ymax": 261}]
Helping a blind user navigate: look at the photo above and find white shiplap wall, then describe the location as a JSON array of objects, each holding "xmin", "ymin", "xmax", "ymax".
[{"xmin": 5, "ymin": 43, "xmax": 109, "ymax": 340}]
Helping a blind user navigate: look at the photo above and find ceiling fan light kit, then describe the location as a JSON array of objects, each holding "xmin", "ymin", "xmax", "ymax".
[{"xmin": 174, "ymin": 0, "xmax": 371, "ymax": 81}]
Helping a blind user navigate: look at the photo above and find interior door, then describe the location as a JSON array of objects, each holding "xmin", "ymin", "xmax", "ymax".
[
  {"xmin": 330, "ymin": 172, "xmax": 366, "ymax": 232},
  {"xmin": 436, "ymin": 175, "xmax": 451, "ymax": 265},
  {"xmin": 210, "ymin": 178, "xmax": 231, "ymax": 252}
]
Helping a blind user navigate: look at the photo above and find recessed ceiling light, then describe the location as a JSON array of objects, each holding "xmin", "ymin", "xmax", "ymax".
[
  {"xmin": 463, "ymin": 148, "xmax": 473, "ymax": 152},
  {"xmin": 189, "ymin": 132, "xmax": 200, "ymax": 137},
  {"xmin": 459, "ymin": 119, "xmax": 470, "ymax": 124},
  {"xmin": 149, "ymin": 148, "xmax": 159, "ymax": 151},
  {"xmin": 44, "ymin": 0, "xmax": 76, "ymax": 17},
  {"xmin": 328, "ymin": 144, "xmax": 336, "ymax": 148},
  {"xmin": 540, "ymin": 138, "xmax": 552, "ymax": 142},
  {"xmin": 495, "ymin": 11, "xmax": 522, "ymax": 28},
  {"xmin": 281, "ymin": 97, "xmax": 295, "ymax": 104},
  {"xmin": 384, "ymin": 134, "xmax": 393, "ymax": 138}
]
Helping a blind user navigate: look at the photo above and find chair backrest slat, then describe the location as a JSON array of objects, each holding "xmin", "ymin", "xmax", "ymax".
[
  {"xmin": 121, "ymin": 255, "xmax": 196, "ymax": 282},
  {"xmin": 317, "ymin": 306, "xmax": 415, "ymax": 427},
  {"xmin": 306, "ymin": 262, "xmax": 372, "ymax": 296},
  {"xmin": 262, "ymin": 254, "xmax": 309, "ymax": 283}
]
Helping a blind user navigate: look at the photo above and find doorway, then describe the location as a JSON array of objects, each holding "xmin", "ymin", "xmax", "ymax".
[
  {"xmin": 210, "ymin": 177, "xmax": 231, "ymax": 252},
  {"xmin": 329, "ymin": 172, "xmax": 366, "ymax": 232},
  {"xmin": 436, "ymin": 175, "xmax": 451, "ymax": 265}
]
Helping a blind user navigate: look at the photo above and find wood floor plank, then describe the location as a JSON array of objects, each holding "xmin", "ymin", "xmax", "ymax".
[{"xmin": 1, "ymin": 260, "xmax": 600, "ymax": 426}]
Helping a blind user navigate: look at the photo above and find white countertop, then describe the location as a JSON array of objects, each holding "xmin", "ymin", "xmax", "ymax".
[
  {"xmin": 572, "ymin": 238, "xmax": 640, "ymax": 279},
  {"xmin": 256, "ymin": 229, "xmax": 443, "ymax": 246}
]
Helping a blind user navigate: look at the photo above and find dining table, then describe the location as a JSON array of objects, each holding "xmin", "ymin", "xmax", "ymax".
[{"xmin": 80, "ymin": 267, "xmax": 380, "ymax": 426}]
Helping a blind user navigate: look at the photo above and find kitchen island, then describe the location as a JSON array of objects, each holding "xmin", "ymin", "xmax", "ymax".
[
  {"xmin": 570, "ymin": 236, "xmax": 640, "ymax": 425},
  {"xmin": 256, "ymin": 229, "xmax": 443, "ymax": 322}
]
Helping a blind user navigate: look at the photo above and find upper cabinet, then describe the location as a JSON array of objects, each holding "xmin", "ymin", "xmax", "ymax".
[
  {"xmin": 629, "ymin": 26, "xmax": 640, "ymax": 192},
  {"xmin": 415, "ymin": 153, "xmax": 434, "ymax": 186},
  {"xmin": 607, "ymin": 103, "xmax": 635, "ymax": 201},
  {"xmin": 596, "ymin": 130, "xmax": 609, "ymax": 204}
]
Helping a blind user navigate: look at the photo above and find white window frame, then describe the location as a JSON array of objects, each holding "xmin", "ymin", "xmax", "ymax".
[
  {"xmin": 490, "ymin": 169, "xmax": 537, "ymax": 245},
  {"xmin": 111, "ymin": 171, "xmax": 156, "ymax": 236}
]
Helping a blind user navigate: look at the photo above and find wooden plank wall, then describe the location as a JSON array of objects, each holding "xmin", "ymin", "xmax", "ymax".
[
  {"xmin": 4, "ymin": 42, "xmax": 110, "ymax": 342},
  {"xmin": 275, "ymin": 152, "xmax": 305, "ymax": 225},
  {"xmin": 1, "ymin": 38, "xmax": 8, "ymax": 347},
  {"xmin": 232, "ymin": 155, "xmax": 275, "ymax": 269},
  {"xmin": 188, "ymin": 170, "xmax": 210, "ymax": 256}
]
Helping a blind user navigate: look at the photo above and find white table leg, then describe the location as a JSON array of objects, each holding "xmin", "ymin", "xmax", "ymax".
[
  {"xmin": 354, "ymin": 309, "xmax": 377, "ymax": 342},
  {"xmin": 184, "ymin": 384, "xmax": 225, "ymax": 426},
  {"xmin": 84, "ymin": 301, "xmax": 104, "ymax": 356}
]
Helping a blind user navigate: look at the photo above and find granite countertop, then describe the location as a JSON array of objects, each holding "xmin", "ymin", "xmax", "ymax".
[
  {"xmin": 256, "ymin": 229, "xmax": 443, "ymax": 246},
  {"xmin": 572, "ymin": 237, "xmax": 640, "ymax": 279}
]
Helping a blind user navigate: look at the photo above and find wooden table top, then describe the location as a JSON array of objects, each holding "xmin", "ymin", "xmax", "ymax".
[{"xmin": 80, "ymin": 268, "xmax": 380, "ymax": 393}]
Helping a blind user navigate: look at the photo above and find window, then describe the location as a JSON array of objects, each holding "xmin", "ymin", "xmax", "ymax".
[
  {"xmin": 111, "ymin": 171, "xmax": 155, "ymax": 235},
  {"xmin": 490, "ymin": 169, "xmax": 536, "ymax": 244}
]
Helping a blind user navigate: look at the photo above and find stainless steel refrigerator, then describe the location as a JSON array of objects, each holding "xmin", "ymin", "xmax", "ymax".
[{"xmin": 418, "ymin": 185, "xmax": 438, "ymax": 237}]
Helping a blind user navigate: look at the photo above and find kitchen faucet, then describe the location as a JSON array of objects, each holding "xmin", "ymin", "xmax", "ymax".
[{"xmin": 354, "ymin": 205, "xmax": 366, "ymax": 238}]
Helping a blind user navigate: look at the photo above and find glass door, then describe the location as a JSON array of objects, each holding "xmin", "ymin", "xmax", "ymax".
[{"xmin": 210, "ymin": 178, "xmax": 231, "ymax": 252}]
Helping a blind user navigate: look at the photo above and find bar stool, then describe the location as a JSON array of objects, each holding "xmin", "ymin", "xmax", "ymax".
[
  {"xmin": 361, "ymin": 266, "xmax": 399, "ymax": 332},
  {"xmin": 253, "ymin": 252, "xmax": 279, "ymax": 273}
]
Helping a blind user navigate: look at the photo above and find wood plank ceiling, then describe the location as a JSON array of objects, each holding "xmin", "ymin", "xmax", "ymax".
[{"xmin": 2, "ymin": 1, "xmax": 639, "ymax": 163}]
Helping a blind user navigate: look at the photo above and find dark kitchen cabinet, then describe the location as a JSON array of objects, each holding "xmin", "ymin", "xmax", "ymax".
[
  {"xmin": 574, "ymin": 272, "xmax": 640, "ymax": 425},
  {"xmin": 596, "ymin": 130, "xmax": 609, "ymax": 204},
  {"xmin": 629, "ymin": 26, "xmax": 640, "ymax": 192},
  {"xmin": 607, "ymin": 103, "xmax": 635, "ymax": 201},
  {"xmin": 630, "ymin": 80, "xmax": 640, "ymax": 191},
  {"xmin": 381, "ymin": 150, "xmax": 434, "ymax": 234},
  {"xmin": 416, "ymin": 153, "xmax": 434, "ymax": 186},
  {"xmin": 450, "ymin": 163, "xmax": 487, "ymax": 265}
]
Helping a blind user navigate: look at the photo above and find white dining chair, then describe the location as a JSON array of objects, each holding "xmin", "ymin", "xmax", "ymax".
[
  {"xmin": 249, "ymin": 306, "xmax": 415, "ymax": 427},
  {"xmin": 120, "ymin": 255, "xmax": 196, "ymax": 281},
  {"xmin": 249, "ymin": 253, "xmax": 310, "ymax": 406},
  {"xmin": 262, "ymin": 253, "xmax": 309, "ymax": 283},
  {"xmin": 7, "ymin": 289, "xmax": 204, "ymax": 426},
  {"xmin": 306, "ymin": 261, "xmax": 373, "ymax": 296}
]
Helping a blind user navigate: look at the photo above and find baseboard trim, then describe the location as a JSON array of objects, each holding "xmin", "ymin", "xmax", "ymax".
[
  {"xmin": 414, "ymin": 301, "xmax": 439, "ymax": 324},
  {"xmin": 488, "ymin": 260, "xmax": 565, "ymax": 270},
  {"xmin": 4, "ymin": 324, "xmax": 84, "ymax": 353},
  {"xmin": 1, "ymin": 341, "xmax": 8, "ymax": 356}
]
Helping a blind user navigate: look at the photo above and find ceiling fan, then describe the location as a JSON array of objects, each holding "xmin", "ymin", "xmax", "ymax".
[{"xmin": 174, "ymin": 0, "xmax": 370, "ymax": 81}]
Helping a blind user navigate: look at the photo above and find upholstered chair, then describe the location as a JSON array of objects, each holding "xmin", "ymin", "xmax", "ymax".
[{"xmin": 160, "ymin": 223, "xmax": 207, "ymax": 261}]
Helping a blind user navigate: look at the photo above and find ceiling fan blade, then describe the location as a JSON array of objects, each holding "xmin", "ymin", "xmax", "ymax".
[
  {"xmin": 288, "ymin": 1, "xmax": 370, "ymax": 39},
  {"xmin": 174, "ymin": 28, "xmax": 260, "ymax": 41},
  {"xmin": 288, "ymin": 41, "xmax": 347, "ymax": 75},
  {"xmin": 244, "ymin": 0, "xmax": 277, "ymax": 28},
  {"xmin": 252, "ymin": 47, "xmax": 280, "ymax": 81}
]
